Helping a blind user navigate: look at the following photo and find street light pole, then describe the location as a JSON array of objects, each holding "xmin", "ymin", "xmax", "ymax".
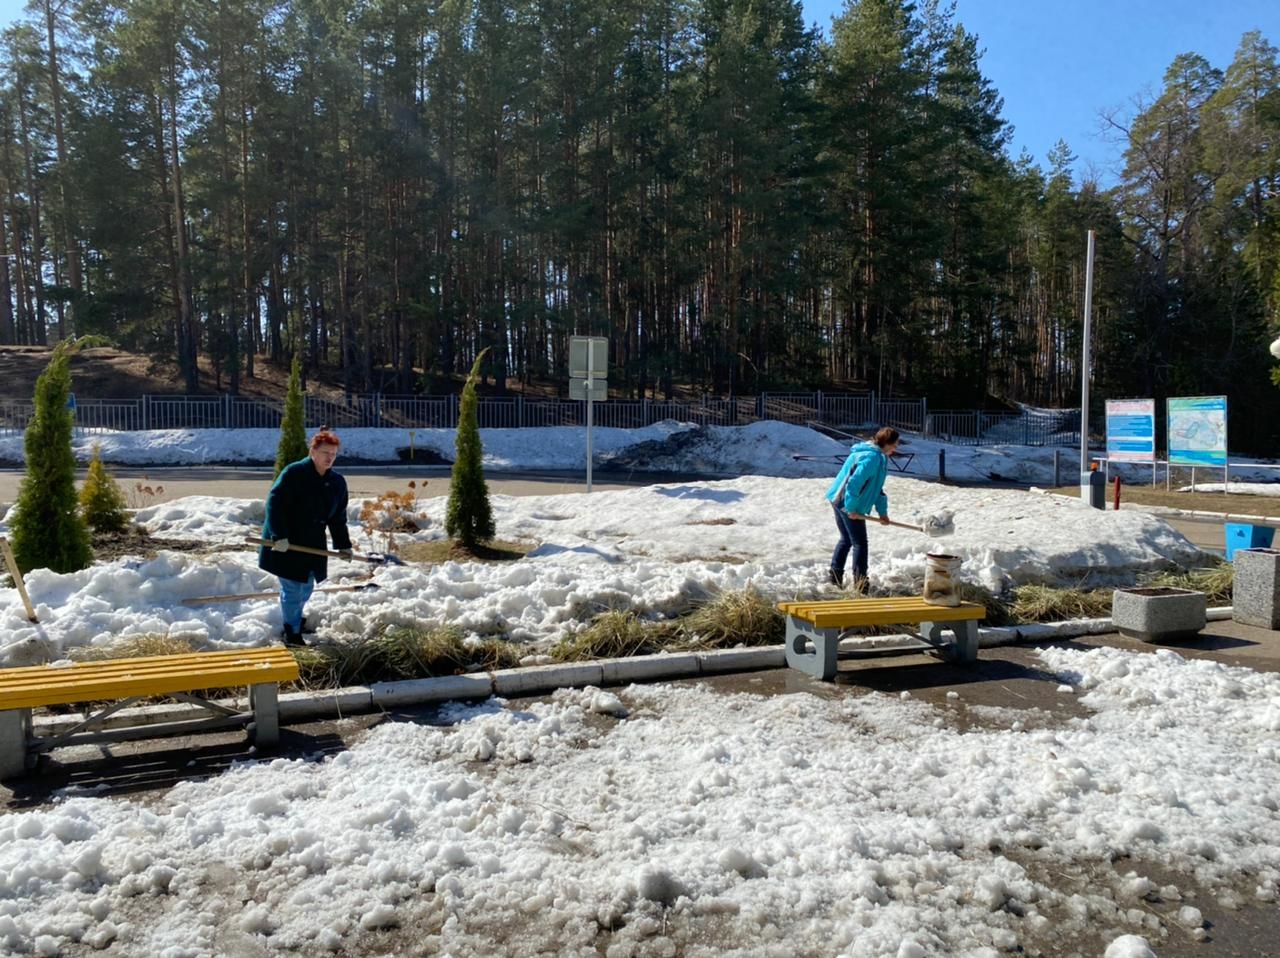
[{"xmin": 1079, "ymin": 229, "xmax": 1100, "ymax": 507}]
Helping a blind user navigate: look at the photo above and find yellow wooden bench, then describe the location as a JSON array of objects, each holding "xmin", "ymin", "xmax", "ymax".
[
  {"xmin": 777, "ymin": 596, "xmax": 986, "ymax": 680},
  {"xmin": 0, "ymin": 647, "xmax": 300, "ymax": 779}
]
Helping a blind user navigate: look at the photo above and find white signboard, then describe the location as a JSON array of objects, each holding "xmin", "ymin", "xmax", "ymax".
[
  {"xmin": 569, "ymin": 336, "xmax": 608, "ymax": 379},
  {"xmin": 1105, "ymin": 399, "xmax": 1155, "ymax": 463},
  {"xmin": 568, "ymin": 337, "xmax": 608, "ymax": 493},
  {"xmin": 569, "ymin": 378, "xmax": 604, "ymax": 401}
]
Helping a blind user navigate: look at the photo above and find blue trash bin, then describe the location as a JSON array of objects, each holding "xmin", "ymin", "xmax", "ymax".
[{"xmin": 1225, "ymin": 523, "xmax": 1276, "ymax": 560}]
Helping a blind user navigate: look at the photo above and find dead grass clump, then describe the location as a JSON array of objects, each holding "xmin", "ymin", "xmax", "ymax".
[
  {"xmin": 679, "ymin": 587, "xmax": 784, "ymax": 648},
  {"xmin": 295, "ymin": 625, "xmax": 519, "ymax": 689},
  {"xmin": 398, "ymin": 539, "xmax": 534, "ymax": 564},
  {"xmin": 69, "ymin": 633, "xmax": 205, "ymax": 661},
  {"xmin": 551, "ymin": 611, "xmax": 678, "ymax": 662},
  {"xmin": 1143, "ymin": 563, "xmax": 1232, "ymax": 604},
  {"xmin": 955, "ymin": 583, "xmax": 1015, "ymax": 626},
  {"xmin": 1011, "ymin": 584, "xmax": 1112, "ymax": 623}
]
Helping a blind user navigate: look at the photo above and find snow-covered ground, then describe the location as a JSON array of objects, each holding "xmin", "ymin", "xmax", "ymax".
[
  {"xmin": 0, "ymin": 422, "xmax": 1268, "ymax": 957},
  {"xmin": 0, "ymin": 472, "xmax": 1203, "ymax": 666},
  {"xmin": 3, "ymin": 647, "xmax": 1278, "ymax": 957}
]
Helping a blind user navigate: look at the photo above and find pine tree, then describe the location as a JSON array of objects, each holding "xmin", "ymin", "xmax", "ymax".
[
  {"xmin": 274, "ymin": 355, "xmax": 307, "ymax": 477},
  {"xmin": 79, "ymin": 443, "xmax": 129, "ymax": 533},
  {"xmin": 446, "ymin": 349, "xmax": 495, "ymax": 549},
  {"xmin": 11, "ymin": 344, "xmax": 93, "ymax": 573}
]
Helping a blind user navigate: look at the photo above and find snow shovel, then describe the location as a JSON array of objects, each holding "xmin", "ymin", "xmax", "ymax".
[
  {"xmin": 244, "ymin": 536, "xmax": 407, "ymax": 566},
  {"xmin": 849, "ymin": 511, "xmax": 955, "ymax": 537},
  {"xmin": 181, "ymin": 582, "xmax": 381, "ymax": 606}
]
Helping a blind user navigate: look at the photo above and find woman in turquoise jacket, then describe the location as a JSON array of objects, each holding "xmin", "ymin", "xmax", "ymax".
[{"xmin": 824, "ymin": 427, "xmax": 899, "ymax": 587}]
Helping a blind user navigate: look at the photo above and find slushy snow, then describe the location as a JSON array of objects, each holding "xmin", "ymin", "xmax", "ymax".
[{"xmin": 3, "ymin": 649, "xmax": 1278, "ymax": 956}]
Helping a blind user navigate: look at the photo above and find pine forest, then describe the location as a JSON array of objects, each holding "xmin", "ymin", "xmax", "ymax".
[{"xmin": 0, "ymin": 0, "xmax": 1277, "ymax": 447}]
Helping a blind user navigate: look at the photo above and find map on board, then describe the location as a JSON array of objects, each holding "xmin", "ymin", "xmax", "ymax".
[{"xmin": 1167, "ymin": 396, "xmax": 1227, "ymax": 467}]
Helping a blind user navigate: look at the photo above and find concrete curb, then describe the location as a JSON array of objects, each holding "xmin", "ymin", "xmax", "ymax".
[{"xmin": 28, "ymin": 606, "xmax": 1241, "ymax": 734}]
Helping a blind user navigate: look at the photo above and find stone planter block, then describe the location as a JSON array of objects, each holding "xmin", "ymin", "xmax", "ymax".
[
  {"xmin": 1232, "ymin": 548, "xmax": 1280, "ymax": 629},
  {"xmin": 1112, "ymin": 587, "xmax": 1206, "ymax": 641}
]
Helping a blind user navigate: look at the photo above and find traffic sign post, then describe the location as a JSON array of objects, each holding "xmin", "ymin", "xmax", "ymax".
[{"xmin": 569, "ymin": 336, "xmax": 608, "ymax": 492}]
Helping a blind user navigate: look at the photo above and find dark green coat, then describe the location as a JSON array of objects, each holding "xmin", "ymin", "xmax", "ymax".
[{"xmin": 258, "ymin": 458, "xmax": 352, "ymax": 583}]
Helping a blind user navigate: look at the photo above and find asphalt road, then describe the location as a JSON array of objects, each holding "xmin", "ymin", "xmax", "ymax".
[{"xmin": 0, "ymin": 465, "xmax": 707, "ymax": 509}]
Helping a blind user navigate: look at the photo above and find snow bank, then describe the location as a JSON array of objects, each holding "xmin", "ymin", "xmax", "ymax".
[{"xmin": 0, "ymin": 476, "xmax": 1204, "ymax": 663}]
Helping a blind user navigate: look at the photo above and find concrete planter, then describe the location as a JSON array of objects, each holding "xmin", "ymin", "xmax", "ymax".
[
  {"xmin": 1111, "ymin": 587, "xmax": 1206, "ymax": 642},
  {"xmin": 1232, "ymin": 548, "xmax": 1280, "ymax": 629}
]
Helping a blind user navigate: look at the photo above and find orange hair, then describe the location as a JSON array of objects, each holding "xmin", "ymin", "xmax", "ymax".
[{"xmin": 310, "ymin": 429, "xmax": 341, "ymax": 449}]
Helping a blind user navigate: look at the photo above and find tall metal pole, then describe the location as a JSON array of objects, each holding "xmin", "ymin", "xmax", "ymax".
[
  {"xmin": 1080, "ymin": 229, "xmax": 1095, "ymax": 475},
  {"xmin": 586, "ymin": 346, "xmax": 595, "ymax": 493}
]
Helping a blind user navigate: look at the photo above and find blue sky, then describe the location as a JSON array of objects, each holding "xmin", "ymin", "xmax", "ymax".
[
  {"xmin": 1, "ymin": 0, "xmax": 1275, "ymax": 183},
  {"xmin": 802, "ymin": 0, "xmax": 1279, "ymax": 183}
]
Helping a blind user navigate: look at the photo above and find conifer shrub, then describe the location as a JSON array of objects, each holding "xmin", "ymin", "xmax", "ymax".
[
  {"xmin": 446, "ymin": 348, "xmax": 495, "ymax": 548},
  {"xmin": 80, "ymin": 443, "xmax": 130, "ymax": 533},
  {"xmin": 10, "ymin": 344, "xmax": 93, "ymax": 574},
  {"xmin": 274, "ymin": 355, "xmax": 308, "ymax": 477}
]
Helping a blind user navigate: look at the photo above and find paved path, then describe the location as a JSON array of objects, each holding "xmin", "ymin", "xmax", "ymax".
[{"xmin": 0, "ymin": 466, "xmax": 705, "ymax": 510}]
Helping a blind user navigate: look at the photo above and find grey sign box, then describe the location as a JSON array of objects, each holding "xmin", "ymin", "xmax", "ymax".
[
  {"xmin": 569, "ymin": 336, "xmax": 608, "ymax": 378},
  {"xmin": 569, "ymin": 378, "xmax": 604, "ymax": 401}
]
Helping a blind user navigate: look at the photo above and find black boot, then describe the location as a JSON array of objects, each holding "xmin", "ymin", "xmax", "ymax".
[
  {"xmin": 827, "ymin": 567, "xmax": 844, "ymax": 587},
  {"xmin": 300, "ymin": 617, "xmax": 317, "ymax": 635},
  {"xmin": 280, "ymin": 623, "xmax": 307, "ymax": 647}
]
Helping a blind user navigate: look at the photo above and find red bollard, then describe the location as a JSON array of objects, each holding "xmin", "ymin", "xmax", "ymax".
[{"xmin": 1113, "ymin": 475, "xmax": 1122, "ymax": 511}]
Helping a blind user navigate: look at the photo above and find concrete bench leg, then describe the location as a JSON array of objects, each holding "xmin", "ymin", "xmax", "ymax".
[
  {"xmin": 920, "ymin": 621, "xmax": 979, "ymax": 664},
  {"xmin": 248, "ymin": 684, "xmax": 280, "ymax": 747},
  {"xmin": 785, "ymin": 617, "xmax": 841, "ymax": 681},
  {"xmin": 0, "ymin": 709, "xmax": 32, "ymax": 779},
  {"xmin": 951, "ymin": 621, "xmax": 979, "ymax": 663}
]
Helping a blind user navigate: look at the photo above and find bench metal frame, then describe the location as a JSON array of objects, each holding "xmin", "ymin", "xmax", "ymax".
[
  {"xmin": 783, "ymin": 612, "xmax": 980, "ymax": 681},
  {"xmin": 0, "ymin": 651, "xmax": 293, "ymax": 780}
]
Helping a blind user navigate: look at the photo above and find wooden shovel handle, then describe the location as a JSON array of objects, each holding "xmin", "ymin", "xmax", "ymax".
[
  {"xmin": 848, "ymin": 513, "xmax": 924, "ymax": 533},
  {"xmin": 0, "ymin": 536, "xmax": 38, "ymax": 622},
  {"xmin": 245, "ymin": 536, "xmax": 347, "ymax": 559}
]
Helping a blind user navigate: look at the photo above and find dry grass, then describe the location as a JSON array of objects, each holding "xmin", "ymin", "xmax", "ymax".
[
  {"xmin": 1143, "ymin": 563, "xmax": 1233, "ymax": 603},
  {"xmin": 398, "ymin": 539, "xmax": 535, "ymax": 564},
  {"xmin": 68, "ymin": 633, "xmax": 206, "ymax": 661},
  {"xmin": 1010, "ymin": 584, "xmax": 1112, "ymax": 623},
  {"xmin": 679, "ymin": 586, "xmax": 784, "ymax": 648},
  {"xmin": 955, "ymin": 583, "xmax": 1015, "ymax": 626},
  {"xmin": 551, "ymin": 610, "xmax": 679, "ymax": 662},
  {"xmin": 293, "ymin": 626, "xmax": 522, "ymax": 689}
]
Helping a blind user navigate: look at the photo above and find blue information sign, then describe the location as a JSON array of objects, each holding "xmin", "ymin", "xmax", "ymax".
[
  {"xmin": 1167, "ymin": 396, "xmax": 1227, "ymax": 467},
  {"xmin": 1105, "ymin": 399, "xmax": 1155, "ymax": 463}
]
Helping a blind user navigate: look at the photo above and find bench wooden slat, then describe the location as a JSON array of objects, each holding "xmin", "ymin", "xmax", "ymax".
[
  {"xmin": 777, "ymin": 597, "xmax": 985, "ymax": 630},
  {"xmin": 0, "ymin": 648, "xmax": 299, "ymax": 710}
]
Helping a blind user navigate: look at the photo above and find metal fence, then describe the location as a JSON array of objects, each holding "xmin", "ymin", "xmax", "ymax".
[
  {"xmin": 924, "ymin": 410, "xmax": 1080, "ymax": 447},
  {"xmin": 0, "ymin": 392, "xmax": 1082, "ymax": 446}
]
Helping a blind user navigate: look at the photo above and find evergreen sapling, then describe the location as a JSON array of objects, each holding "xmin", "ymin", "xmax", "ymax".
[
  {"xmin": 275, "ymin": 355, "xmax": 308, "ymax": 477},
  {"xmin": 80, "ymin": 443, "xmax": 130, "ymax": 533},
  {"xmin": 446, "ymin": 349, "xmax": 495, "ymax": 549},
  {"xmin": 11, "ymin": 344, "xmax": 93, "ymax": 573}
]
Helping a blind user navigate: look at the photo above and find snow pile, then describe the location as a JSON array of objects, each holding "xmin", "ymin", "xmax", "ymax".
[
  {"xmin": 0, "ymin": 419, "xmax": 1095, "ymax": 485},
  {"xmin": 0, "ymin": 476, "xmax": 1204, "ymax": 663},
  {"xmin": 2, "ymin": 646, "xmax": 1274, "ymax": 956}
]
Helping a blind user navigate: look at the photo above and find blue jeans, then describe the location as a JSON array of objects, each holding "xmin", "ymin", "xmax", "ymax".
[
  {"xmin": 830, "ymin": 503, "xmax": 869, "ymax": 583},
  {"xmin": 279, "ymin": 574, "xmax": 316, "ymax": 631}
]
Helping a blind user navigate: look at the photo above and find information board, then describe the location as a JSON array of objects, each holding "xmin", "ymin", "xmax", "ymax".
[
  {"xmin": 1104, "ymin": 399, "xmax": 1155, "ymax": 463},
  {"xmin": 1167, "ymin": 396, "xmax": 1228, "ymax": 467}
]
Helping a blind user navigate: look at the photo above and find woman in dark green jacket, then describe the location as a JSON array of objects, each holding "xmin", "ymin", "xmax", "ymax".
[{"xmin": 259, "ymin": 429, "xmax": 353, "ymax": 645}]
